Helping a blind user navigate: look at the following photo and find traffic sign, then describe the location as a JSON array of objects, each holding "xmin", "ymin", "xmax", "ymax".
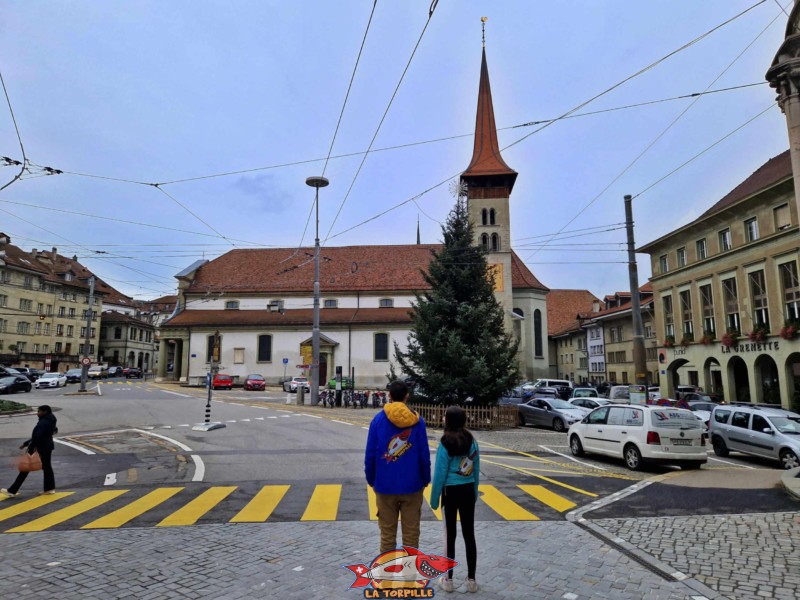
[
  {"xmin": 296, "ymin": 364, "xmax": 311, "ymax": 369},
  {"xmin": 81, "ymin": 357, "xmax": 91, "ymax": 367},
  {"xmin": 282, "ymin": 358, "xmax": 289, "ymax": 365}
]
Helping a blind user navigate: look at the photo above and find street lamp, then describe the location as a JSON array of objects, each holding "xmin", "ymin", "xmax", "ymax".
[{"xmin": 305, "ymin": 175, "xmax": 329, "ymax": 406}]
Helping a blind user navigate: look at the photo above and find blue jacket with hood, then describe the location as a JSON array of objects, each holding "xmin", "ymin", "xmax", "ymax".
[{"xmin": 365, "ymin": 402, "xmax": 431, "ymax": 495}]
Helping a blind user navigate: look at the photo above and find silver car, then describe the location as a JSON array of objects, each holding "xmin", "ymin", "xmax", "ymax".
[
  {"xmin": 517, "ymin": 397, "xmax": 585, "ymax": 432},
  {"xmin": 709, "ymin": 405, "xmax": 800, "ymax": 469}
]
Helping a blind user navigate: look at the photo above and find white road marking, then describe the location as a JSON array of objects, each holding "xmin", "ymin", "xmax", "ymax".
[
  {"xmin": 268, "ymin": 416, "xmax": 278, "ymax": 419},
  {"xmin": 104, "ymin": 473, "xmax": 117, "ymax": 486},
  {"xmin": 362, "ymin": 426, "xmax": 369, "ymax": 430},
  {"xmin": 707, "ymin": 456, "xmax": 755, "ymax": 469},
  {"xmin": 277, "ymin": 410, "xmax": 292, "ymax": 413},
  {"xmin": 190, "ymin": 455, "xmax": 205, "ymax": 482},
  {"xmin": 54, "ymin": 439, "xmax": 96, "ymax": 455},
  {"xmin": 161, "ymin": 426, "xmax": 172, "ymax": 429},
  {"xmin": 225, "ymin": 420, "xmax": 237, "ymax": 423},
  {"xmin": 178, "ymin": 424, "xmax": 190, "ymax": 427},
  {"xmin": 280, "ymin": 415, "xmax": 291, "ymax": 418},
  {"xmin": 255, "ymin": 417, "xmax": 265, "ymax": 420},
  {"xmin": 241, "ymin": 418, "xmax": 251, "ymax": 422},
  {"xmin": 131, "ymin": 428, "xmax": 192, "ymax": 452},
  {"xmin": 332, "ymin": 420, "xmax": 353, "ymax": 426},
  {"xmin": 538, "ymin": 444, "xmax": 607, "ymax": 471},
  {"xmin": 160, "ymin": 390, "xmax": 193, "ymax": 398}
]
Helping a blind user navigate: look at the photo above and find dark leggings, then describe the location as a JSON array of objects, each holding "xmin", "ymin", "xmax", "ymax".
[
  {"xmin": 8, "ymin": 448, "xmax": 54, "ymax": 494},
  {"xmin": 442, "ymin": 483, "xmax": 477, "ymax": 579}
]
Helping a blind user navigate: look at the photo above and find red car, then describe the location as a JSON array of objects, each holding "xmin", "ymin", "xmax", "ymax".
[
  {"xmin": 243, "ymin": 374, "xmax": 266, "ymax": 391},
  {"xmin": 211, "ymin": 374, "xmax": 234, "ymax": 390}
]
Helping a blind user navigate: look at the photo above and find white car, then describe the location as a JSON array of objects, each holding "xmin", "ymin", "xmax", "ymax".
[
  {"xmin": 568, "ymin": 397, "xmax": 610, "ymax": 416},
  {"xmin": 282, "ymin": 376, "xmax": 310, "ymax": 393},
  {"xmin": 568, "ymin": 404, "xmax": 707, "ymax": 470},
  {"xmin": 34, "ymin": 372, "xmax": 67, "ymax": 388}
]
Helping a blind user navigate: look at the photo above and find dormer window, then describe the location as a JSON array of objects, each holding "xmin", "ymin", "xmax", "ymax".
[
  {"xmin": 268, "ymin": 300, "xmax": 284, "ymax": 312},
  {"xmin": 225, "ymin": 300, "xmax": 240, "ymax": 310},
  {"xmin": 64, "ymin": 273, "xmax": 73, "ymax": 281},
  {"xmin": 323, "ymin": 299, "xmax": 338, "ymax": 309},
  {"xmin": 379, "ymin": 298, "xmax": 394, "ymax": 308}
]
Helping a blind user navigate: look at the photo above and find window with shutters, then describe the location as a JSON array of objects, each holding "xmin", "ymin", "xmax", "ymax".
[
  {"xmin": 780, "ymin": 262, "xmax": 800, "ymax": 321},
  {"xmin": 722, "ymin": 278, "xmax": 740, "ymax": 332},
  {"xmin": 748, "ymin": 270, "xmax": 769, "ymax": 330},
  {"xmin": 774, "ymin": 203, "xmax": 791, "ymax": 231}
]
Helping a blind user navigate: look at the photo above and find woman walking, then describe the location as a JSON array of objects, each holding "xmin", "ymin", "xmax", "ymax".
[
  {"xmin": 430, "ymin": 405, "xmax": 480, "ymax": 593},
  {"xmin": 1, "ymin": 405, "xmax": 58, "ymax": 498}
]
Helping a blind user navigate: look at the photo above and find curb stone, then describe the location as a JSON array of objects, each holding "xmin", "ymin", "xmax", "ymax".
[{"xmin": 780, "ymin": 466, "xmax": 800, "ymax": 500}]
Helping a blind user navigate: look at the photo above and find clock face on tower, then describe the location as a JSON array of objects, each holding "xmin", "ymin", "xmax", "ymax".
[{"xmin": 489, "ymin": 263, "xmax": 504, "ymax": 292}]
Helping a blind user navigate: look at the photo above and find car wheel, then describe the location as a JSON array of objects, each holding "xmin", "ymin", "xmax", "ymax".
[
  {"xmin": 570, "ymin": 435, "xmax": 584, "ymax": 457},
  {"xmin": 552, "ymin": 418, "xmax": 565, "ymax": 433},
  {"xmin": 712, "ymin": 436, "xmax": 729, "ymax": 457},
  {"xmin": 780, "ymin": 449, "xmax": 800, "ymax": 470},
  {"xmin": 624, "ymin": 444, "xmax": 643, "ymax": 470}
]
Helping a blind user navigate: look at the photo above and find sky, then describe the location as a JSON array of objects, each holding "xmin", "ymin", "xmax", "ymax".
[{"xmin": 0, "ymin": 1, "xmax": 794, "ymax": 302}]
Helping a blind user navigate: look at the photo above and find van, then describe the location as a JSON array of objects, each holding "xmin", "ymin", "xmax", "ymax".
[{"xmin": 526, "ymin": 379, "xmax": 572, "ymax": 390}]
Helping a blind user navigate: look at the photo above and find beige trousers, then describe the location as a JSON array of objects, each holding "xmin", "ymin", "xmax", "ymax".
[{"xmin": 375, "ymin": 489, "xmax": 424, "ymax": 553}]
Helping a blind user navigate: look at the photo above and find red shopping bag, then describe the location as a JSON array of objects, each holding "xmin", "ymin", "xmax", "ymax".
[{"xmin": 17, "ymin": 451, "xmax": 42, "ymax": 473}]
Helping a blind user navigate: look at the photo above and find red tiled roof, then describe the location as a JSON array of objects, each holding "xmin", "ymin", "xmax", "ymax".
[
  {"xmin": 183, "ymin": 245, "xmax": 547, "ymax": 294},
  {"xmin": 591, "ymin": 296, "xmax": 654, "ymax": 320},
  {"xmin": 100, "ymin": 310, "xmax": 153, "ymax": 327},
  {"xmin": 162, "ymin": 307, "xmax": 413, "ymax": 329},
  {"xmin": 547, "ymin": 289, "xmax": 600, "ymax": 336}
]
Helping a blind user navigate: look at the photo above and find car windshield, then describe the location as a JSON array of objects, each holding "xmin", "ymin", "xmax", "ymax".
[
  {"xmin": 41, "ymin": 373, "xmax": 59, "ymax": 378},
  {"xmin": 66, "ymin": 369, "xmax": 81, "ymax": 375},
  {"xmin": 573, "ymin": 389, "xmax": 596, "ymax": 397},
  {"xmin": 295, "ymin": 377, "xmax": 308, "ymax": 382},
  {"xmin": 769, "ymin": 416, "xmax": 800, "ymax": 434},
  {"xmin": 548, "ymin": 398, "xmax": 578, "ymax": 410},
  {"xmin": 0, "ymin": 376, "xmax": 16, "ymax": 384},
  {"xmin": 248, "ymin": 375, "xmax": 264, "ymax": 380}
]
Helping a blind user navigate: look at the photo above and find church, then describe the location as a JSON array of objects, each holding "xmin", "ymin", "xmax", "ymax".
[{"xmin": 158, "ymin": 45, "xmax": 550, "ymax": 388}]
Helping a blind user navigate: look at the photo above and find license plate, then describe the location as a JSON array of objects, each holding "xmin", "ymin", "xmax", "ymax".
[{"xmin": 671, "ymin": 439, "xmax": 692, "ymax": 446}]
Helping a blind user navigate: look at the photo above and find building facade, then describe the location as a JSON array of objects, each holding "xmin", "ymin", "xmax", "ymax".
[
  {"xmin": 98, "ymin": 311, "xmax": 156, "ymax": 371},
  {"xmin": 546, "ymin": 289, "xmax": 599, "ymax": 383},
  {"xmin": 639, "ymin": 151, "xmax": 800, "ymax": 409}
]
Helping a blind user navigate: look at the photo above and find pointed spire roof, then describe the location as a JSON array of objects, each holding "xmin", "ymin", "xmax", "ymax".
[{"xmin": 461, "ymin": 48, "xmax": 517, "ymax": 191}]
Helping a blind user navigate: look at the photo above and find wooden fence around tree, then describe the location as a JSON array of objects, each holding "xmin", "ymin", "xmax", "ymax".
[{"xmin": 408, "ymin": 403, "xmax": 519, "ymax": 430}]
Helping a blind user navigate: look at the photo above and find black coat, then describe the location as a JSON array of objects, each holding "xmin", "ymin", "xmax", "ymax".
[{"xmin": 24, "ymin": 413, "xmax": 58, "ymax": 454}]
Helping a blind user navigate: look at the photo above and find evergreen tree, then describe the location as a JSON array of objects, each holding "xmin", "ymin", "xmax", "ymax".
[{"xmin": 393, "ymin": 194, "xmax": 520, "ymax": 405}]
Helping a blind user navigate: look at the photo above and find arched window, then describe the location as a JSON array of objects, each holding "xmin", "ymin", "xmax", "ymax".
[
  {"xmin": 489, "ymin": 208, "xmax": 496, "ymax": 225},
  {"xmin": 491, "ymin": 233, "xmax": 500, "ymax": 251},
  {"xmin": 534, "ymin": 309, "xmax": 543, "ymax": 357},
  {"xmin": 481, "ymin": 234, "xmax": 489, "ymax": 250},
  {"xmin": 481, "ymin": 209, "xmax": 488, "ymax": 225},
  {"xmin": 513, "ymin": 307, "xmax": 524, "ymax": 318}
]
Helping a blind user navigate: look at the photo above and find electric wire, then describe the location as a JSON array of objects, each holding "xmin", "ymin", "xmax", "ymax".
[
  {"xmin": 153, "ymin": 186, "xmax": 237, "ymax": 246},
  {"xmin": 0, "ymin": 66, "xmax": 26, "ymax": 193}
]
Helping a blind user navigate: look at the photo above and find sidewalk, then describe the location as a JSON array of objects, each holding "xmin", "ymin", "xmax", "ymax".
[{"xmin": 0, "ymin": 521, "xmax": 698, "ymax": 599}]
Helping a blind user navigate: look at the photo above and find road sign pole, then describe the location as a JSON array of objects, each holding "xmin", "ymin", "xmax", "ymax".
[{"xmin": 79, "ymin": 276, "xmax": 95, "ymax": 392}]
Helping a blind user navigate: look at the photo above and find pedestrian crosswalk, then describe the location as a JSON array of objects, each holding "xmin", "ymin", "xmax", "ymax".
[{"xmin": 0, "ymin": 482, "xmax": 586, "ymax": 532}]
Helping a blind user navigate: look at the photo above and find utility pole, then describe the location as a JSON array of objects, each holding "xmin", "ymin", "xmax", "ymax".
[
  {"xmin": 305, "ymin": 175, "xmax": 329, "ymax": 406},
  {"xmin": 624, "ymin": 195, "xmax": 647, "ymax": 387},
  {"xmin": 79, "ymin": 276, "xmax": 95, "ymax": 392}
]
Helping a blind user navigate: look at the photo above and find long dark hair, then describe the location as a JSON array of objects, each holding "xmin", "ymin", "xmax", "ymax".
[{"xmin": 440, "ymin": 406, "xmax": 473, "ymax": 457}]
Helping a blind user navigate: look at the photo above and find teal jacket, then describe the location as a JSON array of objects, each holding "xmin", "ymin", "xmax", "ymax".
[{"xmin": 429, "ymin": 439, "xmax": 480, "ymax": 510}]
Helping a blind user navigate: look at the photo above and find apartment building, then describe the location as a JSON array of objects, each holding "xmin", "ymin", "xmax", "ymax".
[
  {"xmin": 547, "ymin": 289, "xmax": 599, "ymax": 383},
  {"xmin": 639, "ymin": 151, "xmax": 799, "ymax": 408}
]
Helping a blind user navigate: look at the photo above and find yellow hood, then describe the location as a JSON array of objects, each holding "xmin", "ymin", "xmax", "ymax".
[{"xmin": 384, "ymin": 402, "xmax": 420, "ymax": 428}]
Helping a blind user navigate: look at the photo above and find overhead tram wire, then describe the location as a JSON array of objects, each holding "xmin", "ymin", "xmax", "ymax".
[
  {"xmin": 322, "ymin": 1, "xmax": 440, "ymax": 245},
  {"xmin": 0, "ymin": 66, "xmax": 27, "ymax": 193},
  {"xmin": 523, "ymin": 1, "xmax": 784, "ymax": 262},
  {"xmin": 326, "ymin": 1, "xmax": 769, "ymax": 242},
  {"xmin": 152, "ymin": 185, "xmax": 237, "ymax": 247},
  {"xmin": 513, "ymin": 222, "xmax": 626, "ymax": 242}
]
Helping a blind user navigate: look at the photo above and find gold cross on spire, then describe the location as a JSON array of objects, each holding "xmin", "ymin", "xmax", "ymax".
[{"xmin": 481, "ymin": 17, "xmax": 488, "ymax": 47}]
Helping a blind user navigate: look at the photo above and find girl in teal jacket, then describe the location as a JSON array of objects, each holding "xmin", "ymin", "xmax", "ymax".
[{"xmin": 430, "ymin": 406, "xmax": 479, "ymax": 593}]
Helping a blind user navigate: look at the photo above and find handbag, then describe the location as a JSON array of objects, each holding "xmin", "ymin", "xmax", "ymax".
[{"xmin": 17, "ymin": 451, "xmax": 42, "ymax": 473}]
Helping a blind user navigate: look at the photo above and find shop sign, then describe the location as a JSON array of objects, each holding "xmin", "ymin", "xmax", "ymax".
[{"xmin": 721, "ymin": 341, "xmax": 780, "ymax": 354}]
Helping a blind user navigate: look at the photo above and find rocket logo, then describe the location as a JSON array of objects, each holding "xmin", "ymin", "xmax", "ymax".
[
  {"xmin": 456, "ymin": 450, "xmax": 477, "ymax": 477},
  {"xmin": 343, "ymin": 546, "xmax": 457, "ymax": 597},
  {"xmin": 383, "ymin": 429, "xmax": 412, "ymax": 462}
]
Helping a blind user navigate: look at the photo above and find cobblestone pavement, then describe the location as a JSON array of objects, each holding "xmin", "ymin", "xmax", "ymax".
[
  {"xmin": 0, "ymin": 521, "xmax": 698, "ymax": 599},
  {"xmin": 593, "ymin": 512, "xmax": 800, "ymax": 600}
]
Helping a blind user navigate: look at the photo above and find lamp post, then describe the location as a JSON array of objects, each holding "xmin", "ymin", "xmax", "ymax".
[{"xmin": 305, "ymin": 175, "xmax": 329, "ymax": 406}]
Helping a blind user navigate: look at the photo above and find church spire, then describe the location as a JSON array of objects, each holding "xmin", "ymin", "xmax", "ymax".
[{"xmin": 461, "ymin": 20, "xmax": 517, "ymax": 193}]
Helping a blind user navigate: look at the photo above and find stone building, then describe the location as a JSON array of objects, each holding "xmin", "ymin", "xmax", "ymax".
[
  {"xmin": 98, "ymin": 311, "xmax": 156, "ymax": 372},
  {"xmin": 546, "ymin": 289, "xmax": 600, "ymax": 384}
]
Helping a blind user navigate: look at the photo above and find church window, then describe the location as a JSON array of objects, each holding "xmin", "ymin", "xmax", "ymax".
[
  {"xmin": 481, "ymin": 209, "xmax": 488, "ymax": 225},
  {"xmin": 491, "ymin": 233, "xmax": 500, "ymax": 251},
  {"xmin": 379, "ymin": 298, "xmax": 394, "ymax": 308},
  {"xmin": 374, "ymin": 333, "xmax": 389, "ymax": 361},
  {"xmin": 481, "ymin": 234, "xmax": 489, "ymax": 251},
  {"xmin": 257, "ymin": 334, "xmax": 272, "ymax": 362},
  {"xmin": 489, "ymin": 208, "xmax": 496, "ymax": 225},
  {"xmin": 534, "ymin": 309, "xmax": 543, "ymax": 357}
]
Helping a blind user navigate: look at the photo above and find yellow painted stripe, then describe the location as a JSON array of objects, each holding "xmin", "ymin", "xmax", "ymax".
[
  {"xmin": 518, "ymin": 484, "xmax": 576, "ymax": 512},
  {"xmin": 300, "ymin": 484, "xmax": 341, "ymax": 521},
  {"xmin": 230, "ymin": 485, "xmax": 289, "ymax": 523},
  {"xmin": 479, "ymin": 485, "xmax": 539, "ymax": 521},
  {"xmin": 81, "ymin": 487, "xmax": 184, "ymax": 529},
  {"xmin": 366, "ymin": 486, "xmax": 378, "ymax": 521},
  {"xmin": 0, "ymin": 493, "xmax": 73, "ymax": 522},
  {"xmin": 481, "ymin": 458, "xmax": 601, "ymax": 496},
  {"xmin": 6, "ymin": 490, "xmax": 128, "ymax": 533},
  {"xmin": 422, "ymin": 485, "xmax": 442, "ymax": 521},
  {"xmin": 157, "ymin": 486, "xmax": 237, "ymax": 527}
]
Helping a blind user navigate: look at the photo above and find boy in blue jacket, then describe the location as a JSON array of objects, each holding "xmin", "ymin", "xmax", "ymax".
[{"xmin": 365, "ymin": 380, "xmax": 431, "ymax": 552}]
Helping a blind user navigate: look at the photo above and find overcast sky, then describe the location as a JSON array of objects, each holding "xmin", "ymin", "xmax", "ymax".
[{"xmin": 0, "ymin": 1, "xmax": 793, "ymax": 302}]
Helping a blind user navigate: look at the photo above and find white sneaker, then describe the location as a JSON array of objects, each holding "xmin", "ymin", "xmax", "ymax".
[
  {"xmin": 38, "ymin": 490, "xmax": 55, "ymax": 496},
  {"xmin": 0, "ymin": 488, "xmax": 17, "ymax": 498},
  {"xmin": 440, "ymin": 578, "xmax": 454, "ymax": 593},
  {"xmin": 467, "ymin": 579, "xmax": 478, "ymax": 593}
]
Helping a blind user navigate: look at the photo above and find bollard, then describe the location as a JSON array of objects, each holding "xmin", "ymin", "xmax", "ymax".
[{"xmin": 297, "ymin": 386, "xmax": 305, "ymax": 406}]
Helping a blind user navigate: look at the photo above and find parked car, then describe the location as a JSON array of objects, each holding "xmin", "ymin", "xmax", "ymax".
[
  {"xmin": 212, "ymin": 373, "xmax": 234, "ymax": 390},
  {"xmin": 523, "ymin": 378, "xmax": 573, "ymax": 392},
  {"xmin": 14, "ymin": 367, "xmax": 43, "ymax": 382},
  {"xmin": 569, "ymin": 404, "xmax": 707, "ymax": 470},
  {"xmin": 570, "ymin": 387, "xmax": 599, "ymax": 399},
  {"xmin": 34, "ymin": 372, "xmax": 68, "ymax": 388},
  {"xmin": 64, "ymin": 368, "xmax": 83, "ymax": 383},
  {"xmin": 108, "ymin": 366, "xmax": 124, "ymax": 377},
  {"xmin": 88, "ymin": 365, "xmax": 109, "ymax": 380},
  {"xmin": 0, "ymin": 376, "xmax": 32, "ymax": 394},
  {"xmin": 648, "ymin": 386, "xmax": 661, "ymax": 401},
  {"xmin": 283, "ymin": 376, "xmax": 310, "ymax": 393},
  {"xmin": 685, "ymin": 400, "xmax": 719, "ymax": 428},
  {"xmin": 675, "ymin": 385, "xmax": 700, "ymax": 400},
  {"xmin": 709, "ymin": 404, "xmax": 800, "ymax": 469},
  {"xmin": 608, "ymin": 385, "xmax": 630, "ymax": 401},
  {"xmin": 569, "ymin": 397, "xmax": 611, "ymax": 415},
  {"xmin": 0, "ymin": 367, "xmax": 25, "ymax": 379},
  {"xmin": 517, "ymin": 397, "xmax": 585, "ymax": 432},
  {"xmin": 243, "ymin": 374, "xmax": 266, "ymax": 391},
  {"xmin": 126, "ymin": 367, "xmax": 143, "ymax": 379}
]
